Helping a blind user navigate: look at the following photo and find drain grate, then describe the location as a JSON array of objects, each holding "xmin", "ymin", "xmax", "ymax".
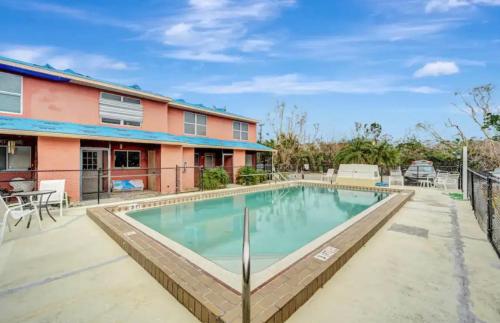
[{"xmin": 389, "ymin": 223, "xmax": 429, "ymax": 238}]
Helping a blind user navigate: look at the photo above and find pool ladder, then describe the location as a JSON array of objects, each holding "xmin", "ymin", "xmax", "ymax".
[{"xmin": 242, "ymin": 208, "xmax": 251, "ymax": 323}]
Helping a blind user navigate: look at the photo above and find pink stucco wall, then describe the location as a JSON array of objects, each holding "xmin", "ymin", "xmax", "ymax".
[
  {"xmin": 37, "ymin": 136, "xmax": 81, "ymax": 202},
  {"xmin": 181, "ymin": 147, "xmax": 195, "ymax": 191},
  {"xmin": 233, "ymin": 149, "xmax": 246, "ymax": 182},
  {"xmin": 167, "ymin": 107, "xmax": 257, "ymax": 142},
  {"xmin": 160, "ymin": 144, "xmax": 183, "ymax": 194},
  {"xmin": 2, "ymin": 76, "xmax": 169, "ymax": 132}
]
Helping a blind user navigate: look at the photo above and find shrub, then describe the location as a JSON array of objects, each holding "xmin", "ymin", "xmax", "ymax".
[
  {"xmin": 202, "ymin": 167, "xmax": 229, "ymax": 190},
  {"xmin": 237, "ymin": 166, "xmax": 266, "ymax": 185}
]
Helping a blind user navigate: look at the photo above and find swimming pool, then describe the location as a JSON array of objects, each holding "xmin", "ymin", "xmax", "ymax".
[{"xmin": 123, "ymin": 185, "xmax": 390, "ymax": 288}]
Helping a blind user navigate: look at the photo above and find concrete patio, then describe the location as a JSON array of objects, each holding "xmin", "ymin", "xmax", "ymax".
[{"xmin": 0, "ymin": 187, "xmax": 499, "ymax": 323}]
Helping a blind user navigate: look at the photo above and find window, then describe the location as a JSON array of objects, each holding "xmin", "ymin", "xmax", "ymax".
[
  {"xmin": 233, "ymin": 121, "xmax": 249, "ymax": 140},
  {"xmin": 204, "ymin": 153, "xmax": 215, "ymax": 168},
  {"xmin": 100, "ymin": 92, "xmax": 143, "ymax": 126},
  {"xmin": 0, "ymin": 71, "xmax": 22, "ymax": 114},
  {"xmin": 0, "ymin": 146, "xmax": 31, "ymax": 170},
  {"xmin": 184, "ymin": 111, "xmax": 207, "ymax": 136},
  {"xmin": 114, "ymin": 150, "xmax": 140, "ymax": 168},
  {"xmin": 245, "ymin": 153, "xmax": 254, "ymax": 167}
]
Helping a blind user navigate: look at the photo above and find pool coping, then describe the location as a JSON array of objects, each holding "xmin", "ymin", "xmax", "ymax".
[
  {"xmin": 87, "ymin": 181, "xmax": 414, "ymax": 322},
  {"xmin": 113, "ymin": 185, "xmax": 397, "ymax": 292}
]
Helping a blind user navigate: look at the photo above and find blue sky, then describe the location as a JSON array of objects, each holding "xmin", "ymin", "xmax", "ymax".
[{"xmin": 1, "ymin": 0, "xmax": 499, "ymax": 140}]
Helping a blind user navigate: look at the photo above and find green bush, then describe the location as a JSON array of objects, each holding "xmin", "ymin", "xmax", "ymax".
[
  {"xmin": 236, "ymin": 166, "xmax": 266, "ymax": 185},
  {"xmin": 202, "ymin": 167, "xmax": 229, "ymax": 190}
]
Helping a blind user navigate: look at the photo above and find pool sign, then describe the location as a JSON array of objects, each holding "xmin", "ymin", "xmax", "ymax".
[{"xmin": 314, "ymin": 246, "xmax": 339, "ymax": 261}]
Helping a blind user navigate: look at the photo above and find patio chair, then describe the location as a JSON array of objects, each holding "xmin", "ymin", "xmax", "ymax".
[
  {"xmin": 434, "ymin": 172, "xmax": 449, "ymax": 190},
  {"xmin": 389, "ymin": 167, "xmax": 404, "ymax": 186},
  {"xmin": 0, "ymin": 196, "xmax": 40, "ymax": 246},
  {"xmin": 9, "ymin": 177, "xmax": 35, "ymax": 192},
  {"xmin": 321, "ymin": 169, "xmax": 335, "ymax": 182},
  {"xmin": 442, "ymin": 173, "xmax": 460, "ymax": 191},
  {"xmin": 36, "ymin": 180, "xmax": 67, "ymax": 218}
]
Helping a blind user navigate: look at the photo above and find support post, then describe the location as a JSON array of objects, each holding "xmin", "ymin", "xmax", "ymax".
[{"xmin": 462, "ymin": 146, "xmax": 468, "ymax": 200}]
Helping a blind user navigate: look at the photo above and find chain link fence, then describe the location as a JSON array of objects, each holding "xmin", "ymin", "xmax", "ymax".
[{"xmin": 467, "ymin": 169, "xmax": 500, "ymax": 257}]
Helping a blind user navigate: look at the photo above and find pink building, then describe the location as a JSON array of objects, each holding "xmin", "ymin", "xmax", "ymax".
[{"xmin": 0, "ymin": 56, "xmax": 272, "ymax": 202}]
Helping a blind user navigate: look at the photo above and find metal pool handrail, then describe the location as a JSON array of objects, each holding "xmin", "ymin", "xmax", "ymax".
[{"xmin": 242, "ymin": 207, "xmax": 251, "ymax": 323}]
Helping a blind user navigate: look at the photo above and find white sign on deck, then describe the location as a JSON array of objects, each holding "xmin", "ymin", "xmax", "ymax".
[{"xmin": 314, "ymin": 246, "xmax": 339, "ymax": 261}]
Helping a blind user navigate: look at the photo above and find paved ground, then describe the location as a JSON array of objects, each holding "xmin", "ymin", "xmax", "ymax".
[{"xmin": 0, "ymin": 187, "xmax": 498, "ymax": 323}]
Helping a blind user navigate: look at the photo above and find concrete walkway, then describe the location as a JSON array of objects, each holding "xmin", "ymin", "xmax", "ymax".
[
  {"xmin": 0, "ymin": 208, "xmax": 198, "ymax": 323},
  {"xmin": 289, "ymin": 188, "xmax": 500, "ymax": 323},
  {"xmin": 0, "ymin": 188, "xmax": 498, "ymax": 322}
]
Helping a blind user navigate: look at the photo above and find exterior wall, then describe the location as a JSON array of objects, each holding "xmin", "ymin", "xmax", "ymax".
[
  {"xmin": 233, "ymin": 149, "xmax": 246, "ymax": 182},
  {"xmin": 160, "ymin": 145, "xmax": 183, "ymax": 194},
  {"xmin": 0, "ymin": 76, "xmax": 169, "ymax": 132},
  {"xmin": 181, "ymin": 147, "xmax": 195, "ymax": 191},
  {"xmin": 167, "ymin": 106, "xmax": 257, "ymax": 142},
  {"xmin": 37, "ymin": 136, "xmax": 80, "ymax": 202}
]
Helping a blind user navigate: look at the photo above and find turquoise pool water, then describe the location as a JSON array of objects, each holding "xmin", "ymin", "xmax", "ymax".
[{"xmin": 127, "ymin": 186, "xmax": 388, "ymax": 273}]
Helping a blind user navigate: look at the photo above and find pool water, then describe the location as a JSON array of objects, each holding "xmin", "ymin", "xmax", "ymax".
[{"xmin": 127, "ymin": 186, "xmax": 388, "ymax": 273}]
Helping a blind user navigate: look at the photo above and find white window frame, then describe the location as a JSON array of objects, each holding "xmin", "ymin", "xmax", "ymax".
[
  {"xmin": 113, "ymin": 150, "xmax": 141, "ymax": 169},
  {"xmin": 233, "ymin": 121, "xmax": 249, "ymax": 141},
  {"xmin": 0, "ymin": 145, "xmax": 31, "ymax": 171},
  {"xmin": 184, "ymin": 111, "xmax": 207, "ymax": 136},
  {"xmin": 100, "ymin": 92, "xmax": 142, "ymax": 127},
  {"xmin": 0, "ymin": 71, "xmax": 23, "ymax": 115}
]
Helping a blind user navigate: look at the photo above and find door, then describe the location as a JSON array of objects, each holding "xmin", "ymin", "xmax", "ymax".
[
  {"xmin": 147, "ymin": 150, "xmax": 156, "ymax": 191},
  {"xmin": 81, "ymin": 149, "xmax": 109, "ymax": 199},
  {"xmin": 223, "ymin": 154, "xmax": 234, "ymax": 183}
]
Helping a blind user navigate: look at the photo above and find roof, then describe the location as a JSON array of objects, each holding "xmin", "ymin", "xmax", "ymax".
[
  {"xmin": 0, "ymin": 55, "xmax": 259, "ymax": 123},
  {"xmin": 0, "ymin": 116, "xmax": 273, "ymax": 152}
]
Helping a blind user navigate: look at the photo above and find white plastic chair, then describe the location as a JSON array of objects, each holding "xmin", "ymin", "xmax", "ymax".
[
  {"xmin": 9, "ymin": 177, "xmax": 35, "ymax": 192},
  {"xmin": 0, "ymin": 196, "xmax": 40, "ymax": 246},
  {"xmin": 434, "ymin": 172, "xmax": 449, "ymax": 189},
  {"xmin": 389, "ymin": 167, "xmax": 404, "ymax": 186},
  {"xmin": 444, "ymin": 173, "xmax": 460, "ymax": 191},
  {"xmin": 322, "ymin": 169, "xmax": 335, "ymax": 182},
  {"xmin": 37, "ymin": 180, "xmax": 67, "ymax": 218}
]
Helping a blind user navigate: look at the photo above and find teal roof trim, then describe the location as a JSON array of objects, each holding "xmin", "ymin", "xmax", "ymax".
[{"xmin": 0, "ymin": 116, "xmax": 273, "ymax": 151}]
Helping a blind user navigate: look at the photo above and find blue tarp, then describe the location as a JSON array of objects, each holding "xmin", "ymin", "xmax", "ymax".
[{"xmin": 0, "ymin": 116, "xmax": 273, "ymax": 151}]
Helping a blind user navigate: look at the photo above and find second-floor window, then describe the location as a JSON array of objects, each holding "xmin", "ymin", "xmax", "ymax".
[
  {"xmin": 0, "ymin": 71, "xmax": 22, "ymax": 114},
  {"xmin": 184, "ymin": 111, "xmax": 207, "ymax": 136},
  {"xmin": 99, "ymin": 92, "xmax": 143, "ymax": 127},
  {"xmin": 233, "ymin": 121, "xmax": 248, "ymax": 140}
]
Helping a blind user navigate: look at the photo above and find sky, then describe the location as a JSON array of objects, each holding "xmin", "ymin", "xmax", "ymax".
[{"xmin": 0, "ymin": 0, "xmax": 499, "ymax": 141}]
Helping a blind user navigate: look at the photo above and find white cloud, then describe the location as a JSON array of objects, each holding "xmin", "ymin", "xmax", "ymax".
[
  {"xmin": 240, "ymin": 39, "xmax": 274, "ymax": 52},
  {"xmin": 414, "ymin": 61, "xmax": 460, "ymax": 77},
  {"xmin": 176, "ymin": 74, "xmax": 441, "ymax": 95},
  {"xmin": 1, "ymin": 0, "xmax": 140, "ymax": 30},
  {"xmin": 163, "ymin": 50, "xmax": 241, "ymax": 63},
  {"xmin": 425, "ymin": 0, "xmax": 500, "ymax": 12},
  {"xmin": 156, "ymin": 0, "xmax": 294, "ymax": 62},
  {"xmin": 0, "ymin": 45, "xmax": 130, "ymax": 73}
]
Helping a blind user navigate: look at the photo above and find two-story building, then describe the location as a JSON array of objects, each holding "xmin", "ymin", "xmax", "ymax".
[{"xmin": 0, "ymin": 56, "xmax": 272, "ymax": 202}]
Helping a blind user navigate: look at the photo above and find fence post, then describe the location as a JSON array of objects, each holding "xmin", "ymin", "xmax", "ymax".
[
  {"xmin": 97, "ymin": 168, "xmax": 101, "ymax": 204},
  {"xmin": 487, "ymin": 176, "xmax": 493, "ymax": 241},
  {"xmin": 470, "ymin": 171, "xmax": 475, "ymax": 210},
  {"xmin": 175, "ymin": 165, "xmax": 180, "ymax": 194},
  {"xmin": 200, "ymin": 167, "xmax": 204, "ymax": 191}
]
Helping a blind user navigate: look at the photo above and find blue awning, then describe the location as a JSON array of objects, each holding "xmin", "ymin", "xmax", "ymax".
[{"xmin": 0, "ymin": 116, "xmax": 273, "ymax": 151}]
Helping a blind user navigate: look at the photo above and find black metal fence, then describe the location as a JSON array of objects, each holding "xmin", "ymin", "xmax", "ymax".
[
  {"xmin": 0, "ymin": 165, "xmax": 272, "ymax": 204},
  {"xmin": 467, "ymin": 169, "xmax": 500, "ymax": 257}
]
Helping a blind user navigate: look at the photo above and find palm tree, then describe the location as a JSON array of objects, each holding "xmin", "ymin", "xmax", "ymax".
[{"xmin": 334, "ymin": 138, "xmax": 376, "ymax": 165}]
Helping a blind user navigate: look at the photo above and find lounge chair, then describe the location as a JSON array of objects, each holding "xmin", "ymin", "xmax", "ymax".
[
  {"xmin": 9, "ymin": 177, "xmax": 35, "ymax": 192},
  {"xmin": 37, "ymin": 180, "xmax": 67, "ymax": 218},
  {"xmin": 388, "ymin": 167, "xmax": 404, "ymax": 186},
  {"xmin": 433, "ymin": 172, "xmax": 449, "ymax": 189},
  {"xmin": 0, "ymin": 196, "xmax": 40, "ymax": 246},
  {"xmin": 436, "ymin": 173, "xmax": 459, "ymax": 191},
  {"xmin": 321, "ymin": 169, "xmax": 335, "ymax": 182}
]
